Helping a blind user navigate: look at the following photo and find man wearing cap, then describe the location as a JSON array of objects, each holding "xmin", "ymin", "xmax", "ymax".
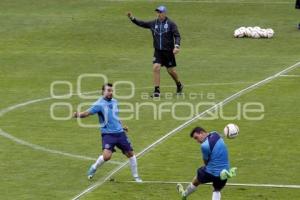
[{"xmin": 127, "ymin": 6, "xmax": 183, "ymax": 97}]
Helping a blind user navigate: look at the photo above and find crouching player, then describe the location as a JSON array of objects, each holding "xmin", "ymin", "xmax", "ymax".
[
  {"xmin": 73, "ymin": 83, "xmax": 142, "ymax": 182},
  {"xmin": 177, "ymin": 127, "xmax": 237, "ymax": 200}
]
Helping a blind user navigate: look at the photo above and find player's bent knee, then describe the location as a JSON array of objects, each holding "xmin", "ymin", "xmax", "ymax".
[
  {"xmin": 153, "ymin": 64, "xmax": 161, "ymax": 72},
  {"xmin": 125, "ymin": 151, "xmax": 134, "ymax": 158},
  {"xmin": 103, "ymin": 155, "xmax": 112, "ymax": 161},
  {"xmin": 102, "ymin": 150, "xmax": 113, "ymax": 161},
  {"xmin": 192, "ymin": 177, "xmax": 201, "ymax": 187},
  {"xmin": 167, "ymin": 67, "xmax": 176, "ymax": 73}
]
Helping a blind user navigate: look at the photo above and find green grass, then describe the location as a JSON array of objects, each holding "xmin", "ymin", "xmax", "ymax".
[{"xmin": 0, "ymin": 0, "xmax": 300, "ymax": 199}]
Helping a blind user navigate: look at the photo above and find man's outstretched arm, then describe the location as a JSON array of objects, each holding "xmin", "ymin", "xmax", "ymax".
[
  {"xmin": 127, "ymin": 12, "xmax": 152, "ymax": 29},
  {"xmin": 73, "ymin": 111, "xmax": 90, "ymax": 118}
]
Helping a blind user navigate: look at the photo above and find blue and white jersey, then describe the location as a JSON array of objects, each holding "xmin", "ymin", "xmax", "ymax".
[
  {"xmin": 201, "ymin": 131, "xmax": 230, "ymax": 177},
  {"xmin": 88, "ymin": 97, "xmax": 124, "ymax": 135}
]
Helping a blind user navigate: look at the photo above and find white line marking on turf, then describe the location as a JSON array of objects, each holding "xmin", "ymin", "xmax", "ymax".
[
  {"xmin": 280, "ymin": 74, "xmax": 300, "ymax": 77},
  {"xmin": 115, "ymin": 180, "xmax": 300, "ymax": 189},
  {"xmin": 0, "ymin": 98, "xmax": 124, "ymax": 164},
  {"xmin": 0, "ymin": 80, "xmax": 250, "ymax": 159},
  {"xmin": 104, "ymin": 0, "xmax": 293, "ymax": 5},
  {"xmin": 0, "ymin": 81, "xmax": 249, "ymax": 164},
  {"xmin": 0, "ymin": 97, "xmax": 52, "ymax": 117},
  {"xmin": 71, "ymin": 61, "xmax": 300, "ymax": 200},
  {"xmin": 0, "ymin": 128, "xmax": 122, "ymax": 165},
  {"xmin": 0, "ymin": 128, "xmax": 92, "ymax": 161},
  {"xmin": 78, "ymin": 81, "xmax": 255, "ymax": 95}
]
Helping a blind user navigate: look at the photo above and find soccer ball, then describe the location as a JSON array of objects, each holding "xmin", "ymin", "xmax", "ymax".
[
  {"xmin": 251, "ymin": 31, "xmax": 260, "ymax": 39},
  {"xmin": 253, "ymin": 26, "xmax": 261, "ymax": 31},
  {"xmin": 234, "ymin": 29, "xmax": 244, "ymax": 38},
  {"xmin": 224, "ymin": 123, "xmax": 239, "ymax": 139},
  {"xmin": 258, "ymin": 29, "xmax": 268, "ymax": 38},
  {"xmin": 244, "ymin": 27, "xmax": 252, "ymax": 37},
  {"xmin": 266, "ymin": 28, "xmax": 274, "ymax": 38}
]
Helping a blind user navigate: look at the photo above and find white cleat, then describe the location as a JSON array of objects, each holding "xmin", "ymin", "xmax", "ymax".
[
  {"xmin": 134, "ymin": 177, "xmax": 143, "ymax": 183},
  {"xmin": 176, "ymin": 184, "xmax": 187, "ymax": 200}
]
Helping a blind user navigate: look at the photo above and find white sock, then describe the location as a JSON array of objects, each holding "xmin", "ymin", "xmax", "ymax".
[
  {"xmin": 92, "ymin": 155, "xmax": 105, "ymax": 169},
  {"xmin": 184, "ymin": 183, "xmax": 197, "ymax": 197},
  {"xmin": 212, "ymin": 191, "xmax": 221, "ymax": 200},
  {"xmin": 129, "ymin": 155, "xmax": 139, "ymax": 178}
]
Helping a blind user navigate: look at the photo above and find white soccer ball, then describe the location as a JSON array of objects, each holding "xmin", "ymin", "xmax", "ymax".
[
  {"xmin": 234, "ymin": 29, "xmax": 244, "ymax": 38},
  {"xmin": 239, "ymin": 27, "xmax": 247, "ymax": 35},
  {"xmin": 253, "ymin": 26, "xmax": 261, "ymax": 31},
  {"xmin": 224, "ymin": 123, "xmax": 239, "ymax": 139},
  {"xmin": 258, "ymin": 29, "xmax": 268, "ymax": 38},
  {"xmin": 238, "ymin": 27, "xmax": 246, "ymax": 33},
  {"xmin": 244, "ymin": 27, "xmax": 253, "ymax": 37},
  {"xmin": 251, "ymin": 30, "xmax": 260, "ymax": 39},
  {"xmin": 266, "ymin": 28, "xmax": 274, "ymax": 38}
]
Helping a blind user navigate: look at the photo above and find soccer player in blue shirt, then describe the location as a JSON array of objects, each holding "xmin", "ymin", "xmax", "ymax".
[
  {"xmin": 73, "ymin": 83, "xmax": 142, "ymax": 182},
  {"xmin": 176, "ymin": 127, "xmax": 236, "ymax": 200}
]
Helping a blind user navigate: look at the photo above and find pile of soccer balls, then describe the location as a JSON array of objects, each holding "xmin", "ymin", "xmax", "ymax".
[{"xmin": 233, "ymin": 26, "xmax": 274, "ymax": 39}]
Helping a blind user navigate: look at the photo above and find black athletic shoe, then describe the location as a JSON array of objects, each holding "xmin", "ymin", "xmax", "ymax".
[
  {"xmin": 151, "ymin": 92, "xmax": 160, "ymax": 98},
  {"xmin": 176, "ymin": 84, "xmax": 183, "ymax": 95},
  {"xmin": 298, "ymin": 23, "xmax": 300, "ymax": 30}
]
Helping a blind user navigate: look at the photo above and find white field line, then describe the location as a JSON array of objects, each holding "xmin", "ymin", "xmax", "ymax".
[
  {"xmin": 0, "ymin": 99, "xmax": 125, "ymax": 164},
  {"xmin": 0, "ymin": 128, "xmax": 122, "ymax": 165},
  {"xmin": 0, "ymin": 81, "xmax": 250, "ymax": 163},
  {"xmin": 78, "ymin": 81, "xmax": 255, "ymax": 95},
  {"xmin": 280, "ymin": 74, "xmax": 300, "ymax": 77},
  {"xmin": 71, "ymin": 61, "xmax": 300, "ymax": 200},
  {"xmin": 115, "ymin": 180, "xmax": 300, "ymax": 189},
  {"xmin": 104, "ymin": 0, "xmax": 293, "ymax": 5},
  {"xmin": 0, "ymin": 80, "xmax": 251, "ymax": 159},
  {"xmin": 0, "ymin": 97, "xmax": 52, "ymax": 117}
]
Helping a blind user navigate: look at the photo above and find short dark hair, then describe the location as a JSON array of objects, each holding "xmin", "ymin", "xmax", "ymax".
[
  {"xmin": 102, "ymin": 83, "xmax": 113, "ymax": 92},
  {"xmin": 190, "ymin": 126, "xmax": 206, "ymax": 138}
]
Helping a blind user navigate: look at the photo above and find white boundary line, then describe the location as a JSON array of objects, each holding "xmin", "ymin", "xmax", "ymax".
[
  {"xmin": 0, "ymin": 98, "xmax": 125, "ymax": 165},
  {"xmin": 82, "ymin": 81, "xmax": 254, "ymax": 95},
  {"xmin": 0, "ymin": 97, "xmax": 52, "ymax": 117},
  {"xmin": 104, "ymin": 0, "xmax": 293, "ymax": 5},
  {"xmin": 0, "ymin": 81, "xmax": 250, "ymax": 164},
  {"xmin": 71, "ymin": 61, "xmax": 300, "ymax": 200},
  {"xmin": 280, "ymin": 74, "xmax": 300, "ymax": 77},
  {"xmin": 0, "ymin": 128, "xmax": 123, "ymax": 165},
  {"xmin": 115, "ymin": 180, "xmax": 300, "ymax": 189},
  {"xmin": 0, "ymin": 81, "xmax": 253, "ymax": 116}
]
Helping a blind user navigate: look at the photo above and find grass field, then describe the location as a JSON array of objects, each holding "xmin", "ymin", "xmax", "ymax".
[{"xmin": 0, "ymin": 0, "xmax": 300, "ymax": 199}]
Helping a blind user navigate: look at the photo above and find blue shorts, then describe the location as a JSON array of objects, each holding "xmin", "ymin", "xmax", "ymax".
[
  {"xmin": 197, "ymin": 167, "xmax": 227, "ymax": 191},
  {"xmin": 102, "ymin": 132, "xmax": 133, "ymax": 154}
]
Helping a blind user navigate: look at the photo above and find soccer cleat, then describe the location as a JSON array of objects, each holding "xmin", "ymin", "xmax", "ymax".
[
  {"xmin": 134, "ymin": 176, "xmax": 143, "ymax": 183},
  {"xmin": 176, "ymin": 84, "xmax": 183, "ymax": 95},
  {"xmin": 176, "ymin": 184, "xmax": 187, "ymax": 200},
  {"xmin": 151, "ymin": 92, "xmax": 160, "ymax": 98},
  {"xmin": 87, "ymin": 165, "xmax": 97, "ymax": 180},
  {"xmin": 220, "ymin": 167, "xmax": 237, "ymax": 180}
]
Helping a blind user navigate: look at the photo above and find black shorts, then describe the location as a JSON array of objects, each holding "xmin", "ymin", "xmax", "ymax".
[
  {"xmin": 153, "ymin": 49, "xmax": 176, "ymax": 68},
  {"xmin": 197, "ymin": 167, "xmax": 227, "ymax": 191}
]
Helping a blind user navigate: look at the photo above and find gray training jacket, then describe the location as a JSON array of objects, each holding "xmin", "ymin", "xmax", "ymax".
[{"xmin": 130, "ymin": 17, "xmax": 181, "ymax": 51}]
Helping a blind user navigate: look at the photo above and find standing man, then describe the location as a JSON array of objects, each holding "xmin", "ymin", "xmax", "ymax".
[
  {"xmin": 176, "ymin": 127, "xmax": 237, "ymax": 200},
  {"xmin": 73, "ymin": 83, "xmax": 142, "ymax": 182},
  {"xmin": 127, "ymin": 5, "xmax": 183, "ymax": 97},
  {"xmin": 296, "ymin": 0, "xmax": 300, "ymax": 29}
]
